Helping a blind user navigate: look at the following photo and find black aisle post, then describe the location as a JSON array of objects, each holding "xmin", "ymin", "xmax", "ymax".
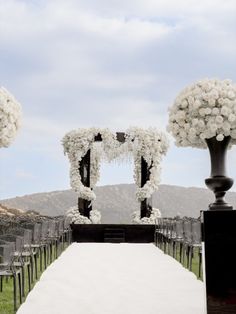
[
  {"xmin": 140, "ymin": 157, "xmax": 152, "ymax": 218},
  {"xmin": 202, "ymin": 210, "xmax": 236, "ymax": 313},
  {"xmin": 78, "ymin": 149, "xmax": 91, "ymax": 218}
]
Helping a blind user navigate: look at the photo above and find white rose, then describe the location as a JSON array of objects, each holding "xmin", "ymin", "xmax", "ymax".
[
  {"xmin": 184, "ymin": 123, "xmax": 190, "ymax": 130},
  {"xmin": 218, "ymin": 98, "xmax": 224, "ymax": 105},
  {"xmin": 199, "ymin": 108, "xmax": 206, "ymax": 116},
  {"xmin": 193, "ymin": 100, "xmax": 201, "ymax": 109},
  {"xmin": 231, "ymin": 129, "xmax": 236, "ymax": 139},
  {"xmin": 208, "ymin": 98, "xmax": 216, "ymax": 106},
  {"xmin": 215, "ymin": 115, "xmax": 224, "ymax": 124},
  {"xmin": 205, "ymin": 108, "xmax": 212, "ymax": 115},
  {"xmin": 228, "ymin": 113, "xmax": 236, "ymax": 122},
  {"xmin": 200, "ymin": 133, "xmax": 206, "ymax": 140},
  {"xmin": 192, "ymin": 118, "xmax": 199, "ymax": 126},
  {"xmin": 209, "ymin": 124, "xmax": 217, "ymax": 132},
  {"xmin": 210, "ymin": 89, "xmax": 219, "ymax": 99},
  {"xmin": 228, "ymin": 91, "xmax": 235, "ymax": 99},
  {"xmin": 216, "ymin": 134, "xmax": 224, "ymax": 141},
  {"xmin": 222, "ymin": 121, "xmax": 231, "ymax": 131},
  {"xmin": 187, "ymin": 96, "xmax": 194, "ymax": 106},
  {"xmin": 198, "ymin": 120, "xmax": 205, "ymax": 129},
  {"xmin": 189, "ymin": 128, "xmax": 196, "ymax": 135},
  {"xmin": 221, "ymin": 106, "xmax": 230, "ymax": 116},
  {"xmin": 212, "ymin": 108, "xmax": 220, "ymax": 115},
  {"xmin": 179, "ymin": 130, "xmax": 187, "ymax": 138},
  {"xmin": 181, "ymin": 100, "xmax": 188, "ymax": 108}
]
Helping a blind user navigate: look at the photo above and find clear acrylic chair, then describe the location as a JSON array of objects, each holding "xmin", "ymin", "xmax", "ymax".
[
  {"xmin": 8, "ymin": 228, "xmax": 33, "ymax": 293},
  {"xmin": 182, "ymin": 219, "xmax": 192, "ymax": 268},
  {"xmin": 189, "ymin": 219, "xmax": 202, "ymax": 277},
  {"xmin": 0, "ymin": 244, "xmax": 22, "ymax": 311}
]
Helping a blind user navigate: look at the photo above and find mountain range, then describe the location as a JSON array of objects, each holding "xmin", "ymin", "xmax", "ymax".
[{"xmin": 1, "ymin": 184, "xmax": 236, "ymax": 223}]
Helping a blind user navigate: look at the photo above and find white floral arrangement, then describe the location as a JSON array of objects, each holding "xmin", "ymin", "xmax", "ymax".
[
  {"xmin": 62, "ymin": 128, "xmax": 124, "ymax": 201},
  {"xmin": 167, "ymin": 78, "xmax": 236, "ymax": 148},
  {"xmin": 62, "ymin": 128, "xmax": 99, "ymax": 201},
  {"xmin": 62, "ymin": 127, "xmax": 169, "ymax": 224},
  {"xmin": 66, "ymin": 206, "xmax": 101, "ymax": 224},
  {"xmin": 126, "ymin": 127, "xmax": 169, "ymax": 201},
  {"xmin": 0, "ymin": 87, "xmax": 22, "ymax": 148},
  {"xmin": 131, "ymin": 208, "xmax": 162, "ymax": 224},
  {"xmin": 89, "ymin": 209, "xmax": 101, "ymax": 224},
  {"xmin": 63, "ymin": 127, "xmax": 169, "ymax": 201}
]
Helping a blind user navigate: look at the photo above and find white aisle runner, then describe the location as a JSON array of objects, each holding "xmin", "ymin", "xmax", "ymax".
[{"xmin": 17, "ymin": 243, "xmax": 205, "ymax": 314}]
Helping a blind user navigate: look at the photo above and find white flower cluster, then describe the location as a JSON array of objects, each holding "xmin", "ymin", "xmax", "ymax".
[
  {"xmin": 89, "ymin": 209, "xmax": 101, "ymax": 224},
  {"xmin": 0, "ymin": 87, "xmax": 22, "ymax": 148},
  {"xmin": 62, "ymin": 127, "xmax": 169, "ymax": 223},
  {"xmin": 167, "ymin": 79, "xmax": 236, "ymax": 148},
  {"xmin": 65, "ymin": 207, "xmax": 101, "ymax": 224},
  {"xmin": 62, "ymin": 128, "xmax": 101, "ymax": 201},
  {"xmin": 126, "ymin": 127, "xmax": 169, "ymax": 201},
  {"xmin": 131, "ymin": 208, "xmax": 162, "ymax": 224}
]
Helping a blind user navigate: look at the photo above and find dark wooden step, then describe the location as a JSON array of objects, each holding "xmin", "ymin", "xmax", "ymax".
[
  {"xmin": 104, "ymin": 227, "xmax": 125, "ymax": 243},
  {"xmin": 104, "ymin": 228, "xmax": 125, "ymax": 233},
  {"xmin": 104, "ymin": 232, "xmax": 125, "ymax": 237},
  {"xmin": 104, "ymin": 237, "xmax": 125, "ymax": 243}
]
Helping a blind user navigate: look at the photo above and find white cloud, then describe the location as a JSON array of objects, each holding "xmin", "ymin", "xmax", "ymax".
[{"xmin": 16, "ymin": 169, "xmax": 36, "ymax": 179}]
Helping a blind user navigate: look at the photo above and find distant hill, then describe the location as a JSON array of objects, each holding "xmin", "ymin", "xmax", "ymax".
[{"xmin": 1, "ymin": 184, "xmax": 236, "ymax": 223}]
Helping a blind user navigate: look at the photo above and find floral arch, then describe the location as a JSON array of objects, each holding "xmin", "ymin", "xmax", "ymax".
[{"xmin": 62, "ymin": 127, "xmax": 169, "ymax": 224}]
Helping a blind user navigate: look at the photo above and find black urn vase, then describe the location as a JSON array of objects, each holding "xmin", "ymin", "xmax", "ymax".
[{"xmin": 205, "ymin": 136, "xmax": 234, "ymax": 210}]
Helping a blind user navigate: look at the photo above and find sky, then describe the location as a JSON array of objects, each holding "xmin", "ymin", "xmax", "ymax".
[{"xmin": 1, "ymin": 0, "xmax": 236, "ymax": 199}]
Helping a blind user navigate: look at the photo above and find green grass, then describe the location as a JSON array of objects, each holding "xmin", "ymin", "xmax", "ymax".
[
  {"xmin": 0, "ymin": 242, "xmax": 69, "ymax": 314},
  {"xmin": 157, "ymin": 242, "xmax": 203, "ymax": 280}
]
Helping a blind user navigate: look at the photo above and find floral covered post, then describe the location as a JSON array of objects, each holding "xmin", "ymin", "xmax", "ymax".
[
  {"xmin": 78, "ymin": 149, "xmax": 92, "ymax": 218},
  {"xmin": 167, "ymin": 78, "xmax": 236, "ymax": 210},
  {"xmin": 126, "ymin": 127, "xmax": 169, "ymax": 224},
  {"xmin": 140, "ymin": 157, "xmax": 152, "ymax": 218}
]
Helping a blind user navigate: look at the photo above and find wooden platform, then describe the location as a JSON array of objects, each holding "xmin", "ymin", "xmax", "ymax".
[{"xmin": 71, "ymin": 224, "xmax": 155, "ymax": 243}]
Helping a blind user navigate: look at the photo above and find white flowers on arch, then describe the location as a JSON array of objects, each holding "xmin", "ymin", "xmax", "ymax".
[
  {"xmin": 66, "ymin": 207, "xmax": 101, "ymax": 224},
  {"xmin": 167, "ymin": 78, "xmax": 236, "ymax": 148},
  {"xmin": 132, "ymin": 208, "xmax": 162, "ymax": 224},
  {"xmin": 0, "ymin": 87, "xmax": 22, "ymax": 148},
  {"xmin": 62, "ymin": 127, "xmax": 169, "ymax": 224}
]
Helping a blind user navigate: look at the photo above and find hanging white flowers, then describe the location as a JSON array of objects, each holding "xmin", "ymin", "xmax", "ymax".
[
  {"xmin": 62, "ymin": 128, "xmax": 119, "ymax": 201},
  {"xmin": 126, "ymin": 127, "xmax": 169, "ymax": 202},
  {"xmin": 0, "ymin": 87, "xmax": 22, "ymax": 148},
  {"xmin": 167, "ymin": 78, "xmax": 236, "ymax": 148}
]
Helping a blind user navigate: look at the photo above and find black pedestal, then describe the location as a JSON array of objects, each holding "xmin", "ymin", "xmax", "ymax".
[{"xmin": 202, "ymin": 210, "xmax": 236, "ymax": 313}]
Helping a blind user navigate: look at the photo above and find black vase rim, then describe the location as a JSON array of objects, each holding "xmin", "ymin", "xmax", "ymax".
[{"xmin": 205, "ymin": 135, "xmax": 231, "ymax": 142}]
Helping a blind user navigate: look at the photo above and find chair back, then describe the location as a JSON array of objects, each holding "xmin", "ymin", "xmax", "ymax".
[
  {"xmin": 41, "ymin": 220, "xmax": 49, "ymax": 240},
  {"xmin": 175, "ymin": 220, "xmax": 184, "ymax": 239},
  {"xmin": 0, "ymin": 234, "xmax": 24, "ymax": 253},
  {"xmin": 33, "ymin": 223, "xmax": 41, "ymax": 243},
  {"xmin": 48, "ymin": 220, "xmax": 57, "ymax": 237},
  {"xmin": 192, "ymin": 220, "xmax": 202, "ymax": 244},
  {"xmin": 0, "ymin": 244, "xmax": 14, "ymax": 266},
  {"xmin": 9, "ymin": 228, "xmax": 33, "ymax": 246},
  {"xmin": 58, "ymin": 219, "xmax": 64, "ymax": 235},
  {"xmin": 183, "ymin": 220, "xmax": 192, "ymax": 243}
]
